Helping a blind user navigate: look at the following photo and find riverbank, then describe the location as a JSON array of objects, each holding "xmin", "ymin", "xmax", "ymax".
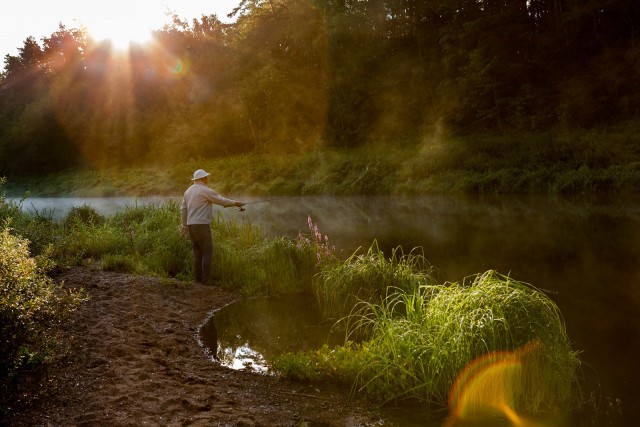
[
  {"xmin": 3, "ymin": 266, "xmax": 386, "ymax": 427},
  {"xmin": 5, "ymin": 128, "xmax": 640, "ymax": 198}
]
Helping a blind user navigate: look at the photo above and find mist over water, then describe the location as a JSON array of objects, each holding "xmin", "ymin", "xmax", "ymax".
[
  {"xmin": 7, "ymin": 196, "xmax": 176, "ymax": 220},
  {"xmin": 13, "ymin": 194, "xmax": 640, "ymax": 425}
]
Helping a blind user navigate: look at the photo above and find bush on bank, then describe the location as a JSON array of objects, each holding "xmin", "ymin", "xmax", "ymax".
[{"xmin": 0, "ymin": 225, "xmax": 85, "ymax": 410}]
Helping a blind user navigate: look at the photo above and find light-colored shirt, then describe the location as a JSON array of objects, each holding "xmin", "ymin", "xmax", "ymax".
[{"xmin": 181, "ymin": 181, "xmax": 237, "ymax": 226}]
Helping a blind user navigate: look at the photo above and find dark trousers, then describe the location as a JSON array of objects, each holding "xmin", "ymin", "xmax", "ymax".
[{"xmin": 188, "ymin": 224, "xmax": 213, "ymax": 283}]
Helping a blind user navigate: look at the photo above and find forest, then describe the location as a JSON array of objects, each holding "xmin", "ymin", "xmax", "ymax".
[{"xmin": 1, "ymin": 0, "xmax": 639, "ymax": 177}]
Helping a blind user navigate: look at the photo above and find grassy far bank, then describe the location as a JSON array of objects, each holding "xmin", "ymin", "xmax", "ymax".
[
  {"xmin": 5, "ymin": 127, "xmax": 640, "ymax": 197},
  {"xmin": 0, "ymin": 181, "xmax": 582, "ymax": 420}
]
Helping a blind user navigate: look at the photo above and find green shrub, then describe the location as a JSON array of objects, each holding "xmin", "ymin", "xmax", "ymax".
[{"xmin": 0, "ymin": 225, "xmax": 85, "ymax": 408}]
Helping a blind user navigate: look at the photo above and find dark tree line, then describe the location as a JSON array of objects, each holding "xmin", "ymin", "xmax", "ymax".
[{"xmin": 1, "ymin": 0, "xmax": 639, "ymax": 174}]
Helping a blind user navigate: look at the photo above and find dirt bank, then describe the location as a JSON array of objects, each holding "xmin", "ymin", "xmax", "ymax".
[{"xmin": 4, "ymin": 267, "xmax": 390, "ymax": 426}]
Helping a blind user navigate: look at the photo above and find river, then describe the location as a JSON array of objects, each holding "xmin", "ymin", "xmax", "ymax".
[{"xmin": 9, "ymin": 194, "xmax": 640, "ymax": 425}]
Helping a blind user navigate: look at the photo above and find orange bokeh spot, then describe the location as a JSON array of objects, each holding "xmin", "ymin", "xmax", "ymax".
[{"xmin": 443, "ymin": 341, "xmax": 546, "ymax": 427}]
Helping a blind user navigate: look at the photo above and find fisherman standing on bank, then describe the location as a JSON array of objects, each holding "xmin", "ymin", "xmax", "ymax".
[{"xmin": 181, "ymin": 169, "xmax": 244, "ymax": 284}]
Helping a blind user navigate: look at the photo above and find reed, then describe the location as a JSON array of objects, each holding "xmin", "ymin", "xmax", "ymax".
[
  {"xmin": 313, "ymin": 241, "xmax": 436, "ymax": 322},
  {"xmin": 210, "ymin": 214, "xmax": 320, "ymax": 295}
]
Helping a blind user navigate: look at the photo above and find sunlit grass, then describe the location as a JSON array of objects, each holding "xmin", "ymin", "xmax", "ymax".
[
  {"xmin": 314, "ymin": 241, "xmax": 436, "ymax": 322},
  {"xmin": 277, "ymin": 271, "xmax": 580, "ymax": 414},
  {"xmin": 210, "ymin": 214, "xmax": 324, "ymax": 295},
  {"xmin": 6, "ymin": 126, "xmax": 640, "ymax": 197}
]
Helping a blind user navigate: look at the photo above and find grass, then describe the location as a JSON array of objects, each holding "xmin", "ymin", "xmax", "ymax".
[
  {"xmin": 5, "ymin": 125, "xmax": 640, "ymax": 198},
  {"xmin": 1, "ymin": 182, "xmax": 328, "ymax": 296},
  {"xmin": 277, "ymin": 271, "xmax": 581, "ymax": 414},
  {"xmin": 313, "ymin": 242, "xmax": 437, "ymax": 323}
]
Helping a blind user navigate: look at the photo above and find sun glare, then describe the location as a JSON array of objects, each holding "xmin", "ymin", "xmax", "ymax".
[
  {"xmin": 88, "ymin": 23, "xmax": 154, "ymax": 51},
  {"xmin": 84, "ymin": 17, "xmax": 157, "ymax": 51},
  {"xmin": 76, "ymin": 3, "xmax": 168, "ymax": 51}
]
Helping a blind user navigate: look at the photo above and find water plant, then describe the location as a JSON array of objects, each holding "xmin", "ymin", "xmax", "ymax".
[
  {"xmin": 277, "ymin": 271, "xmax": 580, "ymax": 415},
  {"xmin": 313, "ymin": 241, "xmax": 436, "ymax": 322}
]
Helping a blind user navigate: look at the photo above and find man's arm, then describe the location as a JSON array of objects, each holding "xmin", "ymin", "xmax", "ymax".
[{"xmin": 204, "ymin": 188, "xmax": 243, "ymax": 208}]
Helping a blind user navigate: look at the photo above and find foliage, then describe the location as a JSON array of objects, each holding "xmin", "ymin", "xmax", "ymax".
[
  {"xmin": 276, "ymin": 271, "xmax": 581, "ymax": 414},
  {"xmin": 101, "ymin": 253, "xmax": 141, "ymax": 274},
  {"xmin": 0, "ymin": 225, "xmax": 85, "ymax": 408},
  {"xmin": 210, "ymin": 213, "xmax": 322, "ymax": 295},
  {"xmin": 2, "ymin": 1, "xmax": 640, "ymax": 176},
  {"xmin": 10, "ymin": 198, "xmax": 327, "ymax": 295},
  {"xmin": 0, "ymin": 180, "xmax": 59, "ymax": 256},
  {"xmin": 7, "ymin": 125, "xmax": 640, "ymax": 198}
]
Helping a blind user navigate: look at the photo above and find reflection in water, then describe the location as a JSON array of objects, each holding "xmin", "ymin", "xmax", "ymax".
[
  {"xmin": 219, "ymin": 345, "xmax": 269, "ymax": 372},
  {"xmin": 199, "ymin": 315, "xmax": 218, "ymax": 361},
  {"xmin": 200, "ymin": 296, "xmax": 344, "ymax": 373}
]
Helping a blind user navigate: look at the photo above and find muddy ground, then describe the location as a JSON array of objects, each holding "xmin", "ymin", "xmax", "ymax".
[{"xmin": 4, "ymin": 267, "xmax": 397, "ymax": 427}]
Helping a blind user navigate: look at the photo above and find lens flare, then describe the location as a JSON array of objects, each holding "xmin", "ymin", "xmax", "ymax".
[
  {"xmin": 166, "ymin": 55, "xmax": 190, "ymax": 77},
  {"xmin": 443, "ymin": 340, "xmax": 554, "ymax": 427}
]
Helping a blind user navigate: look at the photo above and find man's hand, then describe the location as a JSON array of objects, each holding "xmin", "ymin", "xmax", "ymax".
[
  {"xmin": 181, "ymin": 225, "xmax": 188, "ymax": 237},
  {"xmin": 235, "ymin": 200, "xmax": 244, "ymax": 207}
]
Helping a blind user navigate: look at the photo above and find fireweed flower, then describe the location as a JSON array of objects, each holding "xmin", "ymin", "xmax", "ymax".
[{"xmin": 302, "ymin": 215, "xmax": 336, "ymax": 265}]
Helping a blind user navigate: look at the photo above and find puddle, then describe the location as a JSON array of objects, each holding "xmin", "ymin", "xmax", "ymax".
[{"xmin": 199, "ymin": 295, "xmax": 345, "ymax": 372}]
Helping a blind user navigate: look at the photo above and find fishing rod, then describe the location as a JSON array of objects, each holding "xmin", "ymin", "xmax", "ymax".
[{"xmin": 227, "ymin": 196, "xmax": 299, "ymax": 211}]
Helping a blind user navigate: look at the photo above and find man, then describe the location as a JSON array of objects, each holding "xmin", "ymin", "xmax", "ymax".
[{"xmin": 181, "ymin": 169, "xmax": 244, "ymax": 284}]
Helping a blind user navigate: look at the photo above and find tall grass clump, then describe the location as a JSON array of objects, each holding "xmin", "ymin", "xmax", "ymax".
[
  {"xmin": 0, "ymin": 224, "xmax": 85, "ymax": 413},
  {"xmin": 58, "ymin": 219, "xmax": 129, "ymax": 262},
  {"xmin": 55, "ymin": 202, "xmax": 191, "ymax": 277},
  {"xmin": 210, "ymin": 214, "xmax": 326, "ymax": 295},
  {"xmin": 314, "ymin": 241, "xmax": 436, "ymax": 321},
  {"xmin": 121, "ymin": 202, "xmax": 191, "ymax": 277},
  {"xmin": 63, "ymin": 204, "xmax": 105, "ymax": 228},
  {"xmin": 277, "ymin": 271, "xmax": 580, "ymax": 415},
  {"xmin": 48, "ymin": 201, "xmax": 324, "ymax": 291}
]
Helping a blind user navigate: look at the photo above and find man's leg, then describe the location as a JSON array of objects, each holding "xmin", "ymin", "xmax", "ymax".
[{"xmin": 188, "ymin": 224, "xmax": 213, "ymax": 283}]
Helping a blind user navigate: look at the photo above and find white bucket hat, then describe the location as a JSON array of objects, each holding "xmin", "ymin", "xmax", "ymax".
[{"xmin": 191, "ymin": 169, "xmax": 210, "ymax": 181}]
